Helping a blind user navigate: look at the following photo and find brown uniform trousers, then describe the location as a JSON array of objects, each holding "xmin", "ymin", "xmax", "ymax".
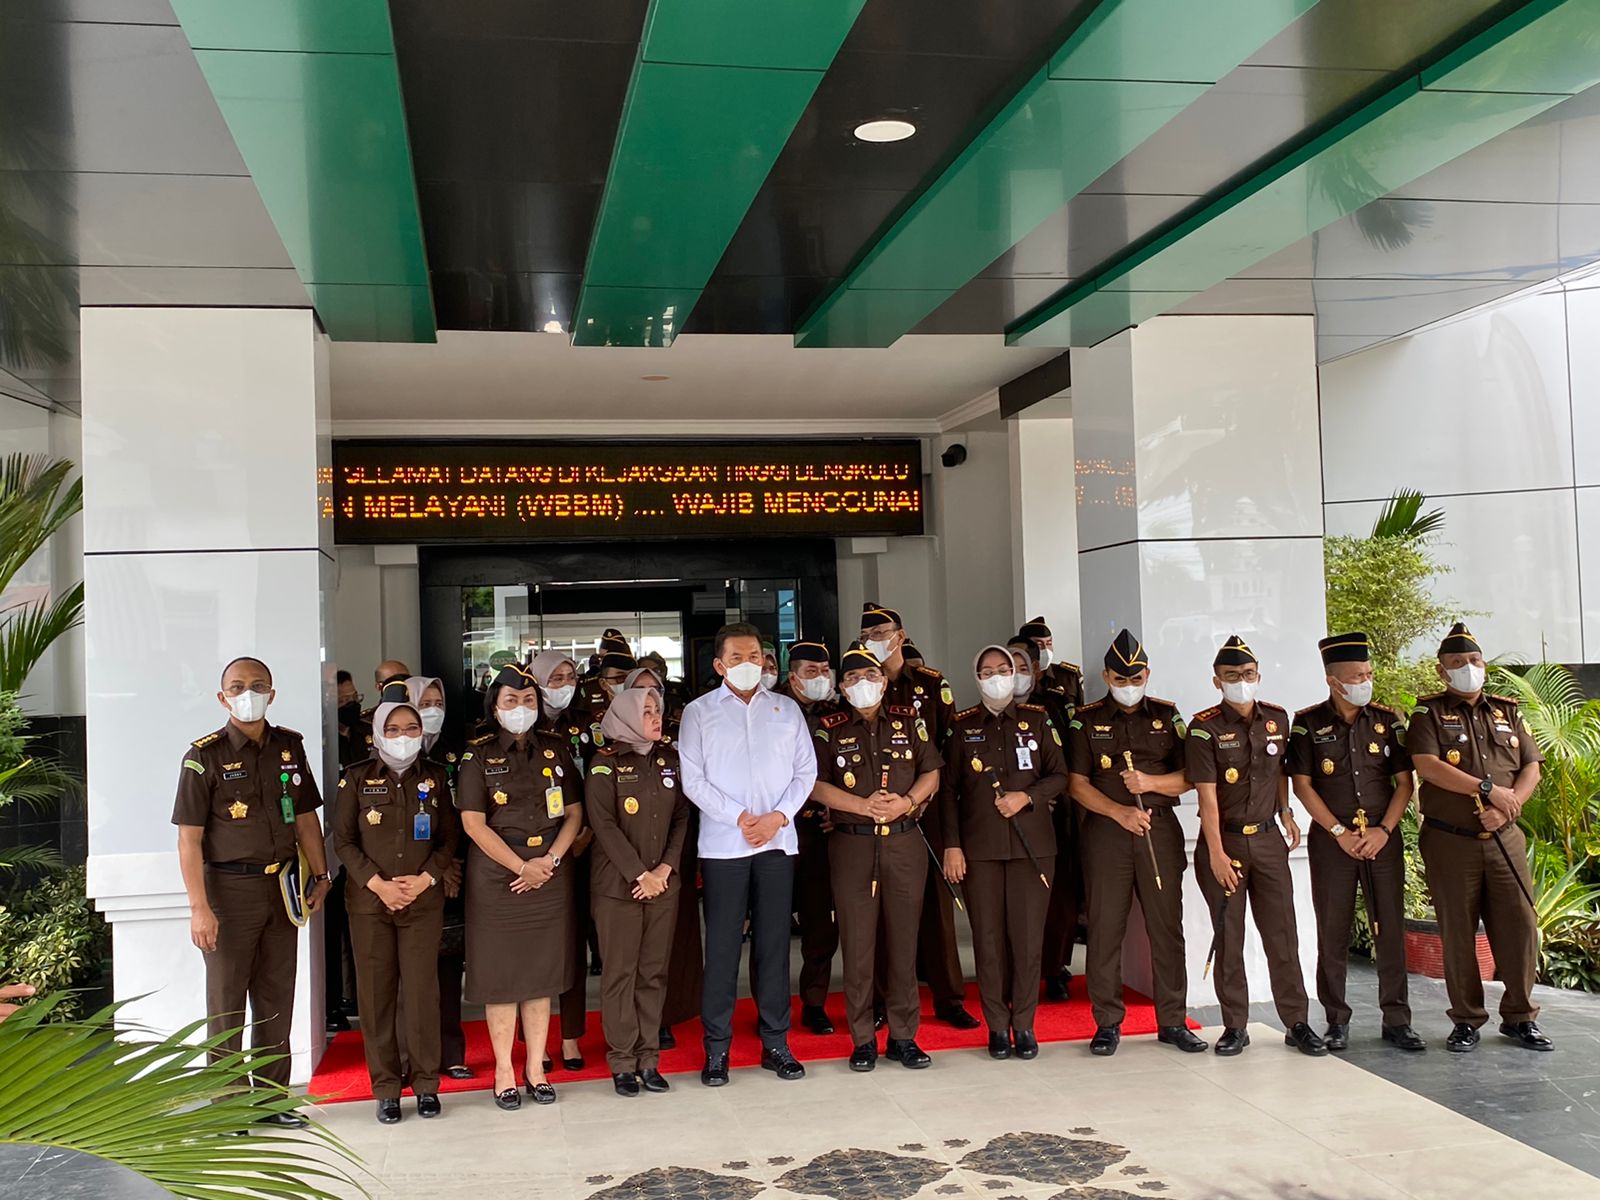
[
  {"xmin": 942, "ymin": 701, "xmax": 1067, "ymax": 1035},
  {"xmin": 171, "ymin": 722, "xmax": 322, "ymax": 1090},
  {"xmin": 539, "ymin": 709, "xmax": 596, "ymax": 1044},
  {"xmin": 1187, "ymin": 701, "xmax": 1310, "ymax": 1030},
  {"xmin": 586, "ymin": 745, "xmax": 690, "ymax": 1074},
  {"xmin": 334, "ymin": 758, "xmax": 458, "ymax": 1098},
  {"xmin": 1036, "ymin": 663, "xmax": 1085, "ymax": 984},
  {"xmin": 1067, "ymin": 697, "xmax": 1190, "ymax": 1028},
  {"xmin": 1288, "ymin": 699, "xmax": 1411, "ymax": 1027},
  {"xmin": 1408, "ymin": 691, "xmax": 1543, "ymax": 1026},
  {"xmin": 794, "ymin": 696, "xmax": 844, "ymax": 1007}
]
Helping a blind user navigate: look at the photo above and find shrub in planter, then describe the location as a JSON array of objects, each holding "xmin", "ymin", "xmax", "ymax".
[{"xmin": 0, "ymin": 867, "xmax": 109, "ymax": 1019}]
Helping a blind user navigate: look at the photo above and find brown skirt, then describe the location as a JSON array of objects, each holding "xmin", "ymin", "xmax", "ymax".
[{"xmin": 464, "ymin": 845, "xmax": 576, "ymax": 1004}]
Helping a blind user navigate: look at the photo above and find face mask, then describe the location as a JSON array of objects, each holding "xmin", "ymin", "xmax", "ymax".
[
  {"xmin": 419, "ymin": 707, "xmax": 446, "ymax": 735},
  {"xmin": 602, "ymin": 680, "xmax": 620, "ymax": 698},
  {"xmin": 496, "ymin": 705, "xmax": 538, "ymax": 735},
  {"xmin": 1037, "ymin": 647, "xmax": 1053, "ymax": 670},
  {"xmin": 375, "ymin": 733, "xmax": 422, "ymax": 768},
  {"xmin": 843, "ymin": 679, "xmax": 886, "ymax": 710},
  {"xmin": 979, "ymin": 674, "xmax": 1014, "ymax": 702},
  {"xmin": 1012, "ymin": 673, "xmax": 1034, "ymax": 698},
  {"xmin": 799, "ymin": 675, "xmax": 833, "ymax": 702},
  {"xmin": 1110, "ymin": 683, "xmax": 1146, "ymax": 707},
  {"xmin": 1446, "ymin": 662, "xmax": 1486, "ymax": 694},
  {"xmin": 724, "ymin": 661, "xmax": 763, "ymax": 691},
  {"xmin": 227, "ymin": 691, "xmax": 269, "ymax": 722},
  {"xmin": 760, "ymin": 671, "xmax": 779, "ymax": 691},
  {"xmin": 542, "ymin": 684, "xmax": 576, "ymax": 714},
  {"xmin": 1339, "ymin": 679, "xmax": 1374, "ymax": 707},
  {"xmin": 865, "ymin": 637, "xmax": 896, "ymax": 662},
  {"xmin": 1221, "ymin": 679, "xmax": 1259, "ymax": 705},
  {"xmin": 337, "ymin": 700, "xmax": 361, "ymax": 724}
]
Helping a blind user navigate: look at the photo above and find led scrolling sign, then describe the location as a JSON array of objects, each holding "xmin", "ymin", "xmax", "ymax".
[{"xmin": 330, "ymin": 441, "xmax": 924, "ymax": 542}]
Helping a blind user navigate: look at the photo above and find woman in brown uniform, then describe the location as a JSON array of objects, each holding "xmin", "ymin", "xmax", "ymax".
[
  {"xmin": 334, "ymin": 700, "xmax": 459, "ymax": 1124},
  {"xmin": 457, "ymin": 663, "xmax": 583, "ymax": 1110},
  {"xmin": 941, "ymin": 645, "xmax": 1069, "ymax": 1061},
  {"xmin": 587, "ymin": 688, "xmax": 690, "ymax": 1096}
]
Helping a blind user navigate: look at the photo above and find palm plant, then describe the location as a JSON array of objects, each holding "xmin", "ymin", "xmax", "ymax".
[
  {"xmin": 1488, "ymin": 662, "xmax": 1600, "ymax": 870},
  {"xmin": 1368, "ymin": 488, "xmax": 1445, "ymax": 541},
  {"xmin": 0, "ymin": 453, "xmax": 83, "ymax": 695},
  {"xmin": 0, "ymin": 993, "xmax": 367, "ymax": 1200}
]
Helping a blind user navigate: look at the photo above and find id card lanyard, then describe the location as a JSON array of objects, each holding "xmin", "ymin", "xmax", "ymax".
[
  {"xmin": 414, "ymin": 776, "xmax": 433, "ymax": 841},
  {"xmin": 277, "ymin": 772, "xmax": 295, "ymax": 824}
]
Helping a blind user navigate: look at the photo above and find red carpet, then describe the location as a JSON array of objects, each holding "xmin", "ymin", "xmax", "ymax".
[{"xmin": 310, "ymin": 978, "xmax": 1183, "ymax": 1102}]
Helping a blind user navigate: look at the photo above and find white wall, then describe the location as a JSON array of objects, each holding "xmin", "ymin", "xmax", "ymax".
[
  {"xmin": 331, "ymin": 545, "xmax": 422, "ymax": 685},
  {"xmin": 1009, "ymin": 414, "xmax": 1081, "ymax": 668}
]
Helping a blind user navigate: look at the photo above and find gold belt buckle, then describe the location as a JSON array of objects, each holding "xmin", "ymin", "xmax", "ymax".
[
  {"xmin": 1478, "ymin": 832, "xmax": 1492, "ymax": 841},
  {"xmin": 527, "ymin": 835, "xmax": 543, "ymax": 847},
  {"xmin": 1240, "ymin": 823, "xmax": 1260, "ymax": 836},
  {"xmin": 879, "ymin": 824, "xmax": 891, "ymax": 837},
  {"xmin": 264, "ymin": 862, "xmax": 281, "ymax": 875}
]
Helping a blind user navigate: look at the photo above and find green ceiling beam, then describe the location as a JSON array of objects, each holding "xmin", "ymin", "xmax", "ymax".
[
  {"xmin": 1009, "ymin": 0, "xmax": 1600, "ymax": 348},
  {"xmin": 794, "ymin": 0, "xmax": 1323, "ymax": 349},
  {"xmin": 574, "ymin": 0, "xmax": 867, "ymax": 348},
  {"xmin": 171, "ymin": 0, "xmax": 435, "ymax": 343}
]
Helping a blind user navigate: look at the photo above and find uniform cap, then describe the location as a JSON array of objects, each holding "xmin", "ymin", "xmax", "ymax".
[
  {"xmin": 488, "ymin": 663, "xmax": 539, "ymax": 691},
  {"xmin": 1318, "ymin": 632, "xmax": 1370, "ymax": 665},
  {"xmin": 598, "ymin": 651, "xmax": 637, "ymax": 673},
  {"xmin": 1213, "ymin": 635, "xmax": 1257, "ymax": 669},
  {"xmin": 1019, "ymin": 616, "xmax": 1052, "ymax": 640},
  {"xmin": 787, "ymin": 640, "xmax": 831, "ymax": 665},
  {"xmin": 899, "ymin": 639, "xmax": 923, "ymax": 660},
  {"xmin": 860, "ymin": 602, "xmax": 902, "ymax": 630},
  {"xmin": 840, "ymin": 646, "xmax": 883, "ymax": 675},
  {"xmin": 598, "ymin": 633, "xmax": 631, "ymax": 656},
  {"xmin": 1105, "ymin": 629, "xmax": 1149, "ymax": 673},
  {"xmin": 377, "ymin": 677, "xmax": 411, "ymax": 704},
  {"xmin": 1438, "ymin": 621, "xmax": 1480, "ymax": 656}
]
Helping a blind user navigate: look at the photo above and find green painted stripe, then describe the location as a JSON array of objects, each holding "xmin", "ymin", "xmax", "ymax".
[
  {"xmin": 574, "ymin": 1, "xmax": 867, "ymax": 347},
  {"xmin": 795, "ymin": 0, "xmax": 1323, "ymax": 349},
  {"xmin": 171, "ymin": 0, "xmax": 435, "ymax": 343},
  {"xmin": 1009, "ymin": 0, "xmax": 1599, "ymax": 348}
]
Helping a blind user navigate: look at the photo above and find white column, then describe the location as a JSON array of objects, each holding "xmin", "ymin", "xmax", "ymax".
[
  {"xmin": 1072, "ymin": 314, "xmax": 1328, "ymax": 1012},
  {"xmin": 81, "ymin": 308, "xmax": 334, "ymax": 1084},
  {"xmin": 1008, "ymin": 414, "xmax": 1082, "ymax": 667}
]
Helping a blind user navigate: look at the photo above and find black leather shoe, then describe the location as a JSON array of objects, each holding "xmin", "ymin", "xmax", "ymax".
[
  {"xmin": 801, "ymin": 1005, "xmax": 835, "ymax": 1036},
  {"xmin": 443, "ymin": 1065, "xmax": 475, "ymax": 1080},
  {"xmin": 1285, "ymin": 1023, "xmax": 1329, "ymax": 1056},
  {"xmin": 1013, "ymin": 1030, "xmax": 1039, "ymax": 1060},
  {"xmin": 258, "ymin": 1111, "xmax": 309, "ymax": 1129},
  {"xmin": 849, "ymin": 1042, "xmax": 878, "ymax": 1072},
  {"xmin": 760, "ymin": 1046, "xmax": 806, "ymax": 1080},
  {"xmin": 612, "ymin": 1072, "xmax": 640, "ymax": 1097},
  {"xmin": 1158, "ymin": 1026, "xmax": 1208, "ymax": 1053},
  {"xmin": 640, "ymin": 1068, "xmax": 670, "ymax": 1093},
  {"xmin": 1382, "ymin": 1025, "xmax": 1427, "ymax": 1052},
  {"xmin": 1090, "ymin": 1025, "xmax": 1120, "ymax": 1056},
  {"xmin": 886, "ymin": 1038, "xmax": 931, "ymax": 1069},
  {"xmin": 701, "ymin": 1054, "xmax": 729, "ymax": 1087},
  {"xmin": 987, "ymin": 1031, "xmax": 1011, "ymax": 1059},
  {"xmin": 493, "ymin": 1087, "xmax": 521, "ymax": 1111},
  {"xmin": 658, "ymin": 1025, "xmax": 677, "ymax": 1049},
  {"xmin": 416, "ymin": 1093, "xmax": 441, "ymax": 1119},
  {"xmin": 326, "ymin": 1011, "xmax": 351, "ymax": 1034},
  {"xmin": 1500, "ymin": 1021, "xmax": 1554, "ymax": 1051},
  {"xmin": 375, "ymin": 1098, "xmax": 401, "ymax": 1125},
  {"xmin": 1323, "ymin": 1023, "xmax": 1349, "ymax": 1052},
  {"xmin": 1045, "ymin": 972, "xmax": 1070, "ymax": 1002},
  {"xmin": 1214, "ymin": 1027, "xmax": 1250, "ymax": 1056},
  {"xmin": 938, "ymin": 1005, "xmax": 981, "ymax": 1030},
  {"xmin": 1446, "ymin": 1023, "xmax": 1480, "ymax": 1053},
  {"xmin": 524, "ymin": 1078, "xmax": 556, "ymax": 1105},
  {"xmin": 562, "ymin": 1055, "xmax": 585, "ymax": 1071},
  {"xmin": 589, "ymin": 955, "xmax": 603, "ymax": 976}
]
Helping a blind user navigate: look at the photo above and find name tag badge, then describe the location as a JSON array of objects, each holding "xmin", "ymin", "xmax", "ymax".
[
  {"xmin": 1015, "ymin": 746, "xmax": 1034, "ymax": 771},
  {"xmin": 485, "ymin": 765, "xmax": 510, "ymax": 776},
  {"xmin": 413, "ymin": 811, "xmax": 432, "ymax": 841},
  {"xmin": 222, "ymin": 769, "xmax": 247, "ymax": 782},
  {"xmin": 545, "ymin": 786, "xmax": 565, "ymax": 819}
]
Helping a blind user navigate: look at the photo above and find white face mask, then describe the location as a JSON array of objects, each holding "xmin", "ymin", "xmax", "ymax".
[
  {"xmin": 723, "ymin": 661, "xmax": 763, "ymax": 691},
  {"xmin": 496, "ymin": 705, "xmax": 538, "ymax": 735},
  {"xmin": 1110, "ymin": 683, "xmax": 1146, "ymax": 707},
  {"xmin": 759, "ymin": 670, "xmax": 779, "ymax": 691},
  {"xmin": 1012, "ymin": 672, "xmax": 1034, "ymax": 698},
  {"xmin": 601, "ymin": 679, "xmax": 620, "ymax": 698},
  {"xmin": 227, "ymin": 691, "xmax": 269, "ymax": 723},
  {"xmin": 1221, "ymin": 679, "xmax": 1259, "ymax": 706},
  {"xmin": 979, "ymin": 674, "xmax": 1015, "ymax": 702},
  {"xmin": 375, "ymin": 733, "xmax": 423, "ymax": 768},
  {"xmin": 1446, "ymin": 662, "xmax": 1486, "ymax": 694},
  {"xmin": 419, "ymin": 707, "xmax": 446, "ymax": 735},
  {"xmin": 542, "ymin": 684, "xmax": 576, "ymax": 714},
  {"xmin": 865, "ymin": 636, "xmax": 896, "ymax": 662},
  {"xmin": 1338, "ymin": 679, "xmax": 1374, "ymax": 707},
  {"xmin": 1037, "ymin": 647, "xmax": 1053, "ymax": 670},
  {"xmin": 844, "ymin": 679, "xmax": 886, "ymax": 710},
  {"xmin": 798, "ymin": 674, "xmax": 833, "ymax": 702}
]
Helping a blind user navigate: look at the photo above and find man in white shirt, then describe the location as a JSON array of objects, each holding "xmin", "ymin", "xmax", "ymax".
[{"xmin": 679, "ymin": 622, "xmax": 819, "ymax": 1085}]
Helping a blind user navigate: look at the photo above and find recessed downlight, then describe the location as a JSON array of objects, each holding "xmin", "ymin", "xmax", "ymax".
[{"xmin": 853, "ymin": 118, "xmax": 916, "ymax": 143}]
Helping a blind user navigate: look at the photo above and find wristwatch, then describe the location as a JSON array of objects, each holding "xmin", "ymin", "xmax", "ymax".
[
  {"xmin": 1328, "ymin": 823, "xmax": 1347, "ymax": 837},
  {"xmin": 1379, "ymin": 822, "xmax": 1394, "ymax": 836},
  {"xmin": 549, "ymin": 854, "xmax": 563, "ymax": 869},
  {"xmin": 310, "ymin": 872, "xmax": 332, "ymax": 885},
  {"xmin": 1478, "ymin": 777, "xmax": 1494, "ymax": 800}
]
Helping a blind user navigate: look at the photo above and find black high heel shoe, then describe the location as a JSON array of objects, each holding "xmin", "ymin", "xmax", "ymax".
[
  {"xmin": 523, "ymin": 1075, "xmax": 557, "ymax": 1105},
  {"xmin": 493, "ymin": 1082, "xmax": 521, "ymax": 1111}
]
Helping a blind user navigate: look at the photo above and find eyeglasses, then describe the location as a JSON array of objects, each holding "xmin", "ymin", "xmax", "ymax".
[{"xmin": 223, "ymin": 681, "xmax": 272, "ymax": 696}]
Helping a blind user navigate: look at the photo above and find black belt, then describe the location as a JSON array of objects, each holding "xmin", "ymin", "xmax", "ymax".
[
  {"xmin": 207, "ymin": 858, "xmax": 293, "ymax": 876},
  {"xmin": 835, "ymin": 818, "xmax": 918, "ymax": 837},
  {"xmin": 1222, "ymin": 820, "xmax": 1271, "ymax": 835},
  {"xmin": 1424, "ymin": 816, "xmax": 1495, "ymax": 841}
]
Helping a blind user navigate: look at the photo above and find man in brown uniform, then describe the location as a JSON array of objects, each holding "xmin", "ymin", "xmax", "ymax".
[
  {"xmin": 1068, "ymin": 630, "xmax": 1206, "ymax": 1056},
  {"xmin": 813, "ymin": 646, "xmax": 942, "ymax": 1071},
  {"xmin": 862, "ymin": 603, "xmax": 979, "ymax": 1030},
  {"xmin": 579, "ymin": 632, "xmax": 632, "ymax": 713},
  {"xmin": 785, "ymin": 639, "xmax": 844, "ymax": 1034},
  {"xmin": 1187, "ymin": 635, "xmax": 1326, "ymax": 1058},
  {"xmin": 172, "ymin": 657, "xmax": 332, "ymax": 1126},
  {"xmin": 1288, "ymin": 632, "xmax": 1425, "ymax": 1053},
  {"xmin": 1409, "ymin": 622, "xmax": 1550, "ymax": 1053}
]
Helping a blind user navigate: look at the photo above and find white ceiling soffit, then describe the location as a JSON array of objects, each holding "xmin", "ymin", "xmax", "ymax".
[{"xmin": 328, "ymin": 331, "xmax": 1052, "ymax": 435}]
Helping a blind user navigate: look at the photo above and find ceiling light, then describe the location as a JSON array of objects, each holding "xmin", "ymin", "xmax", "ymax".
[
  {"xmin": 853, "ymin": 118, "xmax": 915, "ymax": 143},
  {"xmin": 641, "ymin": 375, "xmax": 669, "ymax": 382}
]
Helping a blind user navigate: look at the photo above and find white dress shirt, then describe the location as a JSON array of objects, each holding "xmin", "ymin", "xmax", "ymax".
[{"xmin": 678, "ymin": 682, "xmax": 819, "ymax": 859}]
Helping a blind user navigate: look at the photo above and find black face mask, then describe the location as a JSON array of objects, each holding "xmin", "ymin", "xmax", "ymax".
[{"xmin": 338, "ymin": 700, "xmax": 362, "ymax": 726}]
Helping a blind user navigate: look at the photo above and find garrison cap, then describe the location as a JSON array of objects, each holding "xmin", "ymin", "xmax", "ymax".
[
  {"xmin": 1019, "ymin": 616, "xmax": 1052, "ymax": 640},
  {"xmin": 899, "ymin": 639, "xmax": 923, "ymax": 660},
  {"xmin": 489, "ymin": 662, "xmax": 539, "ymax": 691},
  {"xmin": 1213, "ymin": 635, "xmax": 1257, "ymax": 669},
  {"xmin": 1438, "ymin": 621, "xmax": 1480, "ymax": 657},
  {"xmin": 787, "ymin": 640, "xmax": 831, "ymax": 665},
  {"xmin": 840, "ymin": 646, "xmax": 884, "ymax": 675},
  {"xmin": 598, "ymin": 651, "xmax": 637, "ymax": 673},
  {"xmin": 860, "ymin": 602, "xmax": 902, "ymax": 630},
  {"xmin": 377, "ymin": 677, "xmax": 411, "ymax": 704},
  {"xmin": 1105, "ymin": 629, "xmax": 1149, "ymax": 673},
  {"xmin": 1318, "ymin": 632, "xmax": 1371, "ymax": 665},
  {"xmin": 598, "ymin": 632, "xmax": 631, "ymax": 656}
]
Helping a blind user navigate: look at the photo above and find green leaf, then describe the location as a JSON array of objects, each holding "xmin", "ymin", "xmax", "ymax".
[{"xmin": 1369, "ymin": 488, "xmax": 1445, "ymax": 540}]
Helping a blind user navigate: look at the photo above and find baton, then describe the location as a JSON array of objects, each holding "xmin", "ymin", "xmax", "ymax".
[
  {"xmin": 1123, "ymin": 751, "xmax": 1164, "ymax": 890},
  {"xmin": 917, "ymin": 819, "xmax": 966, "ymax": 912},
  {"xmin": 984, "ymin": 766, "xmax": 1050, "ymax": 889},
  {"xmin": 1203, "ymin": 859, "xmax": 1245, "ymax": 980},
  {"xmin": 1353, "ymin": 808, "xmax": 1380, "ymax": 938},
  {"xmin": 1474, "ymin": 795, "xmax": 1536, "ymax": 911}
]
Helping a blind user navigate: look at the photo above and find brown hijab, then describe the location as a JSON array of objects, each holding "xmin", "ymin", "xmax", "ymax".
[{"xmin": 599, "ymin": 686, "xmax": 660, "ymax": 757}]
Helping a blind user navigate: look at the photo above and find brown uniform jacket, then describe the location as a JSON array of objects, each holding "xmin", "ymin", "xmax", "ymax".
[
  {"xmin": 586, "ymin": 744, "xmax": 690, "ymax": 901},
  {"xmin": 333, "ymin": 758, "xmax": 459, "ymax": 915},
  {"xmin": 1066, "ymin": 696, "xmax": 1186, "ymax": 808},
  {"xmin": 1035, "ymin": 661, "xmax": 1085, "ymax": 731},
  {"xmin": 1184, "ymin": 701, "xmax": 1290, "ymax": 825},
  {"xmin": 795, "ymin": 694, "xmax": 846, "ymax": 822},
  {"xmin": 171, "ymin": 722, "xmax": 323, "ymax": 864},
  {"xmin": 885, "ymin": 663, "xmax": 956, "ymax": 751},
  {"xmin": 940, "ymin": 701, "xmax": 1067, "ymax": 860},
  {"xmin": 457, "ymin": 726, "xmax": 583, "ymax": 861},
  {"xmin": 1287, "ymin": 699, "xmax": 1410, "ymax": 824},
  {"xmin": 1407, "ymin": 690, "xmax": 1542, "ymax": 827},
  {"xmin": 814, "ymin": 703, "xmax": 942, "ymax": 822}
]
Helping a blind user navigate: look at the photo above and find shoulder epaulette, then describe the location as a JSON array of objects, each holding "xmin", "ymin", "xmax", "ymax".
[
  {"xmin": 1192, "ymin": 705, "xmax": 1222, "ymax": 722},
  {"xmin": 276, "ymin": 725, "xmax": 302, "ymax": 739},
  {"xmin": 1074, "ymin": 699, "xmax": 1105, "ymax": 714},
  {"xmin": 954, "ymin": 704, "xmax": 981, "ymax": 721},
  {"xmin": 1415, "ymin": 691, "xmax": 1445, "ymax": 703},
  {"xmin": 190, "ymin": 731, "xmax": 221, "ymax": 749},
  {"xmin": 1059, "ymin": 661, "xmax": 1082, "ymax": 674},
  {"xmin": 820, "ymin": 711, "xmax": 850, "ymax": 729},
  {"xmin": 886, "ymin": 703, "xmax": 916, "ymax": 717},
  {"xmin": 1294, "ymin": 702, "xmax": 1325, "ymax": 718},
  {"xmin": 1147, "ymin": 695, "xmax": 1178, "ymax": 709},
  {"xmin": 1487, "ymin": 692, "xmax": 1519, "ymax": 704},
  {"xmin": 914, "ymin": 664, "xmax": 943, "ymax": 679},
  {"xmin": 1369, "ymin": 701, "xmax": 1401, "ymax": 716},
  {"xmin": 359, "ymin": 707, "xmax": 376, "ymax": 721},
  {"xmin": 1018, "ymin": 702, "xmax": 1048, "ymax": 714},
  {"xmin": 596, "ymin": 745, "xmax": 619, "ymax": 758},
  {"xmin": 468, "ymin": 732, "xmax": 496, "ymax": 746},
  {"xmin": 1259, "ymin": 701, "xmax": 1288, "ymax": 715},
  {"xmin": 345, "ymin": 755, "xmax": 377, "ymax": 771}
]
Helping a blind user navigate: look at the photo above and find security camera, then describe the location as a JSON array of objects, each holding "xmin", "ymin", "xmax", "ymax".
[{"xmin": 940, "ymin": 444, "xmax": 968, "ymax": 468}]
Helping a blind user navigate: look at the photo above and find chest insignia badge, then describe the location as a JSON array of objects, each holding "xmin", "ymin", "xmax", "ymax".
[
  {"xmin": 1152, "ymin": 719, "xmax": 1164, "ymax": 730},
  {"xmin": 493, "ymin": 790, "xmax": 509, "ymax": 805},
  {"xmin": 1446, "ymin": 749, "xmax": 1461, "ymax": 765},
  {"xmin": 624, "ymin": 797, "xmax": 640, "ymax": 815},
  {"xmin": 1224, "ymin": 767, "xmax": 1240, "ymax": 784},
  {"xmin": 844, "ymin": 771, "xmax": 856, "ymax": 788},
  {"xmin": 281, "ymin": 750, "xmax": 292, "ymax": 762},
  {"xmin": 1265, "ymin": 720, "xmax": 1278, "ymax": 734},
  {"xmin": 227, "ymin": 800, "xmax": 248, "ymax": 820},
  {"xmin": 1374, "ymin": 723, "xmax": 1386, "ymax": 734},
  {"xmin": 1368, "ymin": 741, "xmax": 1380, "ymax": 754},
  {"xmin": 970, "ymin": 756, "xmax": 984, "ymax": 773},
  {"xmin": 366, "ymin": 808, "xmax": 382, "ymax": 825},
  {"xmin": 1321, "ymin": 759, "xmax": 1335, "ymax": 775},
  {"xmin": 1099, "ymin": 754, "xmax": 1112, "ymax": 769}
]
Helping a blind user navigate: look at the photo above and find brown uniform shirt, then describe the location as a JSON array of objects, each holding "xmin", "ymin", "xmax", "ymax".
[
  {"xmin": 885, "ymin": 663, "xmax": 956, "ymax": 751},
  {"xmin": 795, "ymin": 695, "xmax": 846, "ymax": 823},
  {"xmin": 814, "ymin": 703, "xmax": 942, "ymax": 821},
  {"xmin": 1066, "ymin": 696, "xmax": 1186, "ymax": 808},
  {"xmin": 171, "ymin": 722, "xmax": 322, "ymax": 864},
  {"xmin": 1184, "ymin": 701, "xmax": 1291, "ymax": 825},
  {"xmin": 537, "ymin": 706, "xmax": 595, "ymax": 771},
  {"xmin": 1034, "ymin": 661, "xmax": 1085, "ymax": 731},
  {"xmin": 940, "ymin": 701, "xmax": 1068, "ymax": 860},
  {"xmin": 333, "ymin": 758, "xmax": 459, "ymax": 913},
  {"xmin": 1407, "ymin": 691, "xmax": 1542, "ymax": 827},
  {"xmin": 586, "ymin": 744, "xmax": 690, "ymax": 900},
  {"xmin": 1287, "ymin": 699, "xmax": 1411, "ymax": 825},
  {"xmin": 457, "ymin": 726, "xmax": 583, "ymax": 861}
]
